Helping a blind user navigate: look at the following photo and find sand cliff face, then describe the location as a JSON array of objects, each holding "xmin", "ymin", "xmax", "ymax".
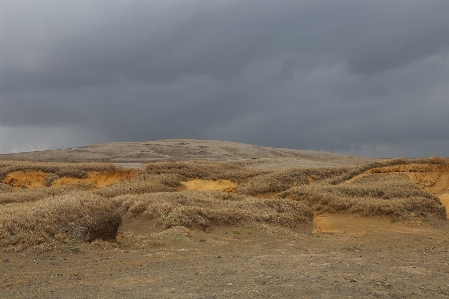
[{"xmin": 2, "ymin": 170, "xmax": 140, "ymax": 189}]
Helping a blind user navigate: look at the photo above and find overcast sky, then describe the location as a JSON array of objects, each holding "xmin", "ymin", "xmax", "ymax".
[{"xmin": 1, "ymin": 1, "xmax": 448, "ymax": 158}]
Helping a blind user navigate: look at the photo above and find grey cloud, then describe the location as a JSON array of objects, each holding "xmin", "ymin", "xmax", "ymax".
[{"xmin": 1, "ymin": 1, "xmax": 448, "ymax": 157}]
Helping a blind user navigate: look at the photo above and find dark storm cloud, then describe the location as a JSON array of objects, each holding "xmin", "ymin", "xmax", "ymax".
[{"xmin": 1, "ymin": 1, "xmax": 448, "ymax": 157}]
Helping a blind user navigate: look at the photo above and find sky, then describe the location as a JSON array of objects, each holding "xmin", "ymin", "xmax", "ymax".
[{"xmin": 1, "ymin": 1, "xmax": 448, "ymax": 158}]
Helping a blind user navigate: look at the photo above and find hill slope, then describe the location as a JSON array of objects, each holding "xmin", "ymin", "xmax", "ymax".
[{"xmin": 0, "ymin": 139, "xmax": 379, "ymax": 169}]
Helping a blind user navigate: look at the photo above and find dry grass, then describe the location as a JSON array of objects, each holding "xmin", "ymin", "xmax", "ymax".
[
  {"xmin": 329, "ymin": 157, "xmax": 449, "ymax": 185},
  {"xmin": 0, "ymin": 192, "xmax": 120, "ymax": 252},
  {"xmin": 1, "ymin": 157, "xmax": 448, "ymax": 252},
  {"xmin": 145, "ymin": 161, "xmax": 264, "ymax": 182},
  {"xmin": 0, "ymin": 160, "xmax": 120, "ymax": 181},
  {"xmin": 236, "ymin": 167, "xmax": 350, "ymax": 195},
  {"xmin": 280, "ymin": 173, "xmax": 446, "ymax": 220},
  {"xmin": 94, "ymin": 174, "xmax": 180, "ymax": 198},
  {"xmin": 114, "ymin": 190, "xmax": 313, "ymax": 231},
  {"xmin": 0, "ymin": 183, "xmax": 13, "ymax": 192},
  {"xmin": 0, "ymin": 183, "xmax": 91, "ymax": 204}
]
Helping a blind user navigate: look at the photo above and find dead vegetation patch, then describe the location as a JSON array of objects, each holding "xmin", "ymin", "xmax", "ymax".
[
  {"xmin": 1, "ymin": 156, "xmax": 449, "ymax": 252},
  {"xmin": 114, "ymin": 190, "xmax": 313, "ymax": 231},
  {"xmin": 0, "ymin": 184, "xmax": 92, "ymax": 204},
  {"xmin": 0, "ymin": 192, "xmax": 120, "ymax": 252},
  {"xmin": 93, "ymin": 173, "xmax": 180, "ymax": 198},
  {"xmin": 280, "ymin": 173, "xmax": 446, "ymax": 220},
  {"xmin": 329, "ymin": 157, "xmax": 449, "ymax": 185},
  {"xmin": 145, "ymin": 161, "xmax": 264, "ymax": 182},
  {"xmin": 236, "ymin": 167, "xmax": 350, "ymax": 196}
]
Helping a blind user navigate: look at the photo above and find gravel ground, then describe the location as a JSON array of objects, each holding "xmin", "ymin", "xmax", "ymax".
[{"xmin": 2, "ymin": 216, "xmax": 449, "ymax": 299}]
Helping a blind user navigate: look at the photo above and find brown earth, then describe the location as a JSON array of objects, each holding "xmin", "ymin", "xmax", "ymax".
[
  {"xmin": 2, "ymin": 217, "xmax": 449, "ymax": 298},
  {"xmin": 1, "ymin": 140, "xmax": 449, "ymax": 298}
]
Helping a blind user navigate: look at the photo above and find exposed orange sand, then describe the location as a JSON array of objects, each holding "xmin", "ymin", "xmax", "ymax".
[
  {"xmin": 181, "ymin": 179, "xmax": 237, "ymax": 193},
  {"xmin": 407, "ymin": 171, "xmax": 449, "ymax": 194},
  {"xmin": 2, "ymin": 170, "xmax": 48, "ymax": 188},
  {"xmin": 2, "ymin": 170, "xmax": 140, "ymax": 189}
]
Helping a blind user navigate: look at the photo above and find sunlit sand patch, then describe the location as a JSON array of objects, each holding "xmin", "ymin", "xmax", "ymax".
[{"xmin": 181, "ymin": 179, "xmax": 237, "ymax": 192}]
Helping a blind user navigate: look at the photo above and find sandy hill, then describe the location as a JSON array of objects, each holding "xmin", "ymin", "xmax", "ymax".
[{"xmin": 0, "ymin": 139, "xmax": 379, "ymax": 168}]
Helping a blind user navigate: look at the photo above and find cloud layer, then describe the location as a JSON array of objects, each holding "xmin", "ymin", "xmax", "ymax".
[{"xmin": 1, "ymin": 1, "xmax": 448, "ymax": 157}]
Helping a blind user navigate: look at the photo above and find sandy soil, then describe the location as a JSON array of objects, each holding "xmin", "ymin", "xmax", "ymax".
[
  {"xmin": 2, "ymin": 216, "xmax": 449, "ymax": 298},
  {"xmin": 181, "ymin": 179, "xmax": 237, "ymax": 193}
]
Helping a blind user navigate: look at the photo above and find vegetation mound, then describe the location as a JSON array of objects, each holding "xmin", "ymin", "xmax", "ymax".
[
  {"xmin": 0, "ymin": 192, "xmax": 120, "ymax": 252},
  {"xmin": 1, "ymin": 156, "xmax": 448, "ymax": 252},
  {"xmin": 114, "ymin": 190, "xmax": 313, "ymax": 231}
]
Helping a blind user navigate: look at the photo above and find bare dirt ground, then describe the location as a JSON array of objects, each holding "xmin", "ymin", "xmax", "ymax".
[
  {"xmin": 1, "ymin": 140, "xmax": 449, "ymax": 298},
  {"xmin": 2, "ymin": 217, "xmax": 449, "ymax": 298}
]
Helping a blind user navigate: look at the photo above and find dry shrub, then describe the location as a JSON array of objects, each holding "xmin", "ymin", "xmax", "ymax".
[
  {"xmin": 0, "ymin": 192, "xmax": 121, "ymax": 252},
  {"xmin": 94, "ymin": 174, "xmax": 180, "ymax": 198},
  {"xmin": 114, "ymin": 190, "xmax": 313, "ymax": 230},
  {"xmin": 329, "ymin": 157, "xmax": 449, "ymax": 184},
  {"xmin": 237, "ymin": 167, "xmax": 349, "ymax": 195},
  {"xmin": 0, "ymin": 160, "xmax": 120, "ymax": 182},
  {"xmin": 0, "ymin": 183, "xmax": 91, "ymax": 204},
  {"xmin": 45, "ymin": 173, "xmax": 60, "ymax": 187},
  {"xmin": 280, "ymin": 173, "xmax": 446, "ymax": 220},
  {"xmin": 0, "ymin": 183, "xmax": 13, "ymax": 192},
  {"xmin": 145, "ymin": 161, "xmax": 263, "ymax": 182}
]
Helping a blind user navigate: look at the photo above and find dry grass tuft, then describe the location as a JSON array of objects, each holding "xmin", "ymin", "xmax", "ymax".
[
  {"xmin": 0, "ymin": 192, "xmax": 120, "ymax": 252},
  {"xmin": 0, "ymin": 183, "xmax": 14, "ymax": 192},
  {"xmin": 237, "ymin": 167, "xmax": 350, "ymax": 195},
  {"xmin": 329, "ymin": 157, "xmax": 449, "ymax": 185},
  {"xmin": 280, "ymin": 173, "xmax": 446, "ymax": 220},
  {"xmin": 0, "ymin": 183, "xmax": 92, "ymax": 204},
  {"xmin": 2, "ymin": 157, "xmax": 448, "ymax": 252},
  {"xmin": 145, "ymin": 161, "xmax": 263, "ymax": 182},
  {"xmin": 114, "ymin": 190, "xmax": 313, "ymax": 231},
  {"xmin": 0, "ymin": 160, "xmax": 120, "ymax": 182},
  {"xmin": 94, "ymin": 174, "xmax": 180, "ymax": 198}
]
